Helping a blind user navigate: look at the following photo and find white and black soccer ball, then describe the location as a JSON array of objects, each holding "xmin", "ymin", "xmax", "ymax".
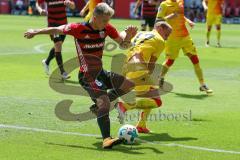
[{"xmin": 118, "ymin": 124, "xmax": 138, "ymax": 144}]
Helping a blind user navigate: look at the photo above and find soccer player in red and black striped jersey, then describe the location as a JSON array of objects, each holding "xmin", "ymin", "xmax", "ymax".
[
  {"xmin": 134, "ymin": 0, "xmax": 161, "ymax": 31},
  {"xmin": 25, "ymin": 3, "xmax": 138, "ymax": 149},
  {"xmin": 36, "ymin": 0, "xmax": 75, "ymax": 79}
]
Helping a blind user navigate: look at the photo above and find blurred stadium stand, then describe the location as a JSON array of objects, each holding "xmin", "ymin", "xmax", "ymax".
[{"xmin": 0, "ymin": 0, "xmax": 239, "ymax": 23}]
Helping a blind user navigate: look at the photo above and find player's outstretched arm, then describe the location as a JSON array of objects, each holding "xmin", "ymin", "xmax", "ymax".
[
  {"xmin": 114, "ymin": 25, "xmax": 138, "ymax": 49},
  {"xmin": 24, "ymin": 25, "xmax": 66, "ymax": 39}
]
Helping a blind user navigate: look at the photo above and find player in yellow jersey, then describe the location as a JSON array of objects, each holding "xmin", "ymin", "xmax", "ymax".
[
  {"xmin": 80, "ymin": 0, "xmax": 102, "ymax": 22},
  {"xmin": 156, "ymin": 0, "xmax": 213, "ymax": 94},
  {"xmin": 202, "ymin": 0, "xmax": 225, "ymax": 47},
  {"xmin": 115, "ymin": 20, "xmax": 172, "ymax": 133},
  {"xmin": 80, "ymin": 0, "xmax": 113, "ymax": 22}
]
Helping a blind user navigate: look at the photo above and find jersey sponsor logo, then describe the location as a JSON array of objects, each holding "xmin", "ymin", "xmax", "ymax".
[
  {"xmin": 84, "ymin": 43, "xmax": 105, "ymax": 49},
  {"xmin": 48, "ymin": 1, "xmax": 64, "ymax": 6}
]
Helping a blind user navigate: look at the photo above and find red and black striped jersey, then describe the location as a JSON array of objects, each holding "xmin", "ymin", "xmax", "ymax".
[
  {"xmin": 63, "ymin": 22, "xmax": 120, "ymax": 81},
  {"xmin": 38, "ymin": 0, "xmax": 72, "ymax": 26},
  {"xmin": 141, "ymin": 0, "xmax": 158, "ymax": 18}
]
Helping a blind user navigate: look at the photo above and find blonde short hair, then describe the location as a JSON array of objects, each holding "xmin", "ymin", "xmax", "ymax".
[
  {"xmin": 154, "ymin": 20, "xmax": 172, "ymax": 30},
  {"xmin": 93, "ymin": 3, "xmax": 115, "ymax": 17}
]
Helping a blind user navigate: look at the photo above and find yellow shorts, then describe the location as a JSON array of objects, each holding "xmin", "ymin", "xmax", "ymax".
[
  {"xmin": 126, "ymin": 71, "xmax": 156, "ymax": 95},
  {"xmin": 165, "ymin": 36, "xmax": 197, "ymax": 60},
  {"xmin": 207, "ymin": 15, "xmax": 222, "ymax": 26}
]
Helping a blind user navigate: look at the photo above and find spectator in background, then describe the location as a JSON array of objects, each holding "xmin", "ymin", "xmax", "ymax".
[
  {"xmin": 225, "ymin": 1, "xmax": 233, "ymax": 17},
  {"xmin": 234, "ymin": 0, "xmax": 240, "ymax": 17},
  {"xmin": 14, "ymin": 0, "xmax": 27, "ymax": 14},
  {"xmin": 185, "ymin": 0, "xmax": 204, "ymax": 22},
  {"xmin": 28, "ymin": 0, "xmax": 37, "ymax": 15}
]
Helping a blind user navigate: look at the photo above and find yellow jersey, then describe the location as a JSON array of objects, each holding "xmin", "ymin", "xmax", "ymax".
[
  {"xmin": 127, "ymin": 29, "xmax": 165, "ymax": 63},
  {"xmin": 125, "ymin": 29, "xmax": 165, "ymax": 80},
  {"xmin": 156, "ymin": 0, "xmax": 188, "ymax": 39},
  {"xmin": 207, "ymin": 0, "xmax": 224, "ymax": 16}
]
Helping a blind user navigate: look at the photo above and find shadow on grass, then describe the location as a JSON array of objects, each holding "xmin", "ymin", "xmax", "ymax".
[
  {"xmin": 191, "ymin": 118, "xmax": 211, "ymax": 122},
  {"xmin": 140, "ymin": 133, "xmax": 198, "ymax": 142},
  {"xmin": 64, "ymin": 79, "xmax": 79, "ymax": 85},
  {"xmin": 171, "ymin": 92, "xmax": 209, "ymax": 100},
  {"xmin": 45, "ymin": 141, "xmax": 163, "ymax": 154}
]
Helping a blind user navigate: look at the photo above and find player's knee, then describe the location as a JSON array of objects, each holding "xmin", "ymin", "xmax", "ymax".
[
  {"xmin": 96, "ymin": 95, "xmax": 110, "ymax": 116},
  {"xmin": 165, "ymin": 59, "xmax": 174, "ymax": 67},
  {"xmin": 97, "ymin": 95, "xmax": 110, "ymax": 108},
  {"xmin": 54, "ymin": 41, "xmax": 63, "ymax": 50},
  {"xmin": 216, "ymin": 25, "xmax": 221, "ymax": 30},
  {"xmin": 207, "ymin": 26, "xmax": 212, "ymax": 32},
  {"xmin": 120, "ymin": 79, "xmax": 135, "ymax": 92},
  {"xmin": 189, "ymin": 55, "xmax": 199, "ymax": 64}
]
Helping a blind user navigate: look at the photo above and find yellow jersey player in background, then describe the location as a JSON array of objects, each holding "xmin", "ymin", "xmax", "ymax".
[
  {"xmin": 80, "ymin": 0, "xmax": 113, "ymax": 22},
  {"xmin": 80, "ymin": 0, "xmax": 102, "ymax": 22},
  {"xmin": 202, "ymin": 0, "xmax": 225, "ymax": 47},
  {"xmin": 156, "ymin": 0, "xmax": 213, "ymax": 94},
  {"xmin": 115, "ymin": 21, "xmax": 172, "ymax": 133}
]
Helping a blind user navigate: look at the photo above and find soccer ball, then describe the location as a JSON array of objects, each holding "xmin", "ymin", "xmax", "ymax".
[{"xmin": 118, "ymin": 124, "xmax": 138, "ymax": 144}]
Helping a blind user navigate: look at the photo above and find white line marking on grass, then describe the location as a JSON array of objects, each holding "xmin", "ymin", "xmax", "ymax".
[
  {"xmin": 34, "ymin": 43, "xmax": 51, "ymax": 54},
  {"xmin": 0, "ymin": 124, "xmax": 99, "ymax": 138},
  {"xmin": 138, "ymin": 139, "xmax": 240, "ymax": 155},
  {"xmin": 1, "ymin": 124, "xmax": 240, "ymax": 155}
]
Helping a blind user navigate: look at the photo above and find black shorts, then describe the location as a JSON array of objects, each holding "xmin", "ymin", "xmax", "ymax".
[
  {"xmin": 50, "ymin": 34, "xmax": 66, "ymax": 43},
  {"xmin": 48, "ymin": 23, "xmax": 66, "ymax": 43},
  {"xmin": 78, "ymin": 69, "xmax": 125, "ymax": 100},
  {"xmin": 141, "ymin": 17, "xmax": 156, "ymax": 28}
]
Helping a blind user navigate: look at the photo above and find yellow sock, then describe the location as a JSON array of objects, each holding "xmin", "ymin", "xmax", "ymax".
[
  {"xmin": 207, "ymin": 31, "xmax": 211, "ymax": 42},
  {"xmin": 121, "ymin": 97, "xmax": 160, "ymax": 110},
  {"xmin": 160, "ymin": 64, "xmax": 169, "ymax": 78},
  {"xmin": 121, "ymin": 102, "xmax": 136, "ymax": 110},
  {"xmin": 136, "ymin": 97, "xmax": 161, "ymax": 109},
  {"xmin": 217, "ymin": 30, "xmax": 221, "ymax": 44},
  {"xmin": 136, "ymin": 109, "xmax": 151, "ymax": 128},
  {"xmin": 194, "ymin": 63, "xmax": 204, "ymax": 85}
]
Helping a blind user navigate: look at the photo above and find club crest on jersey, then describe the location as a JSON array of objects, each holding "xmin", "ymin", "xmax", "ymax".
[{"xmin": 99, "ymin": 31, "xmax": 105, "ymax": 38}]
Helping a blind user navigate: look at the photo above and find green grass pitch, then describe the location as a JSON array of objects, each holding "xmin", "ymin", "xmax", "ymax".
[{"xmin": 0, "ymin": 15, "xmax": 240, "ymax": 160}]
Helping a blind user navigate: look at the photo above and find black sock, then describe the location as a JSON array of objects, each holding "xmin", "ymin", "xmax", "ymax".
[
  {"xmin": 55, "ymin": 52, "xmax": 65, "ymax": 74},
  {"xmin": 97, "ymin": 109, "xmax": 110, "ymax": 139},
  {"xmin": 45, "ymin": 48, "xmax": 55, "ymax": 65},
  {"xmin": 108, "ymin": 89, "xmax": 127, "ymax": 102}
]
